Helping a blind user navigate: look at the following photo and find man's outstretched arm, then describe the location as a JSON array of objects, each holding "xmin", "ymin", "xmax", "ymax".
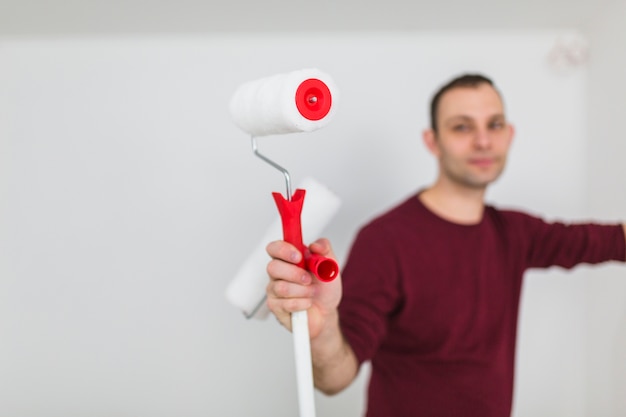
[{"xmin": 622, "ymin": 224, "xmax": 626, "ymax": 258}]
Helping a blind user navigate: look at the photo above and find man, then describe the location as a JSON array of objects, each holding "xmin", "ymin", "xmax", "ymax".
[{"xmin": 265, "ymin": 74, "xmax": 626, "ymax": 416}]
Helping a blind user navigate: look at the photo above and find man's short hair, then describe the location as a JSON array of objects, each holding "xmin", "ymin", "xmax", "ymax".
[{"xmin": 430, "ymin": 74, "xmax": 497, "ymax": 133}]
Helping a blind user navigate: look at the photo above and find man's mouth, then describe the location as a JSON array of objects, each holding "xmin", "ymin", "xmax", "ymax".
[{"xmin": 469, "ymin": 157, "xmax": 495, "ymax": 168}]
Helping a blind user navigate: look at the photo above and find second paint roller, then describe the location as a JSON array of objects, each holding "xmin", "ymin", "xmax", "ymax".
[{"xmin": 227, "ymin": 68, "xmax": 340, "ymax": 417}]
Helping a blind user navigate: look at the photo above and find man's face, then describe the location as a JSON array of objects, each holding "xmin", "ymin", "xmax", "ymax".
[{"xmin": 429, "ymin": 84, "xmax": 514, "ymax": 190}]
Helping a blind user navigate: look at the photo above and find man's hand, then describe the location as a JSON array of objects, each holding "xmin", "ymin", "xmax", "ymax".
[{"xmin": 265, "ymin": 238, "xmax": 342, "ymax": 339}]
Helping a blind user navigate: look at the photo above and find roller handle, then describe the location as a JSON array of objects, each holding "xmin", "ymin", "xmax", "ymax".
[{"xmin": 272, "ymin": 189, "xmax": 339, "ymax": 282}]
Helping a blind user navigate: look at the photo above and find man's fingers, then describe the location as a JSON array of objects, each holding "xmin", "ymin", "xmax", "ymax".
[
  {"xmin": 267, "ymin": 258, "xmax": 312, "ymax": 285},
  {"xmin": 267, "ymin": 294, "xmax": 313, "ymax": 315},
  {"xmin": 266, "ymin": 240, "xmax": 302, "ymax": 263},
  {"xmin": 309, "ymin": 238, "xmax": 336, "ymax": 259},
  {"xmin": 266, "ymin": 275, "xmax": 315, "ymax": 330},
  {"xmin": 268, "ymin": 278, "xmax": 316, "ymax": 299}
]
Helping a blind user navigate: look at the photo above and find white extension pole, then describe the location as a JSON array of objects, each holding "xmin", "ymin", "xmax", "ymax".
[{"xmin": 292, "ymin": 310, "xmax": 316, "ymax": 417}]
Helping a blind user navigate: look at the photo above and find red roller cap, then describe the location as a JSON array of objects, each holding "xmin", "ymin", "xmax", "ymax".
[{"xmin": 295, "ymin": 78, "xmax": 332, "ymax": 121}]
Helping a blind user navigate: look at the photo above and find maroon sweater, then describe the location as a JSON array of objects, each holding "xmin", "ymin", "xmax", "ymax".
[{"xmin": 339, "ymin": 194, "xmax": 625, "ymax": 417}]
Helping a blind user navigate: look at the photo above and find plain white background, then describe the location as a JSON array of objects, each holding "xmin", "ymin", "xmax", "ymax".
[
  {"xmin": 0, "ymin": 25, "xmax": 624, "ymax": 417},
  {"xmin": 584, "ymin": 1, "xmax": 626, "ymax": 415}
]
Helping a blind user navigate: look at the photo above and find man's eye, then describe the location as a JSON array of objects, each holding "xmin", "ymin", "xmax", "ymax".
[
  {"xmin": 453, "ymin": 124, "xmax": 470, "ymax": 132},
  {"xmin": 490, "ymin": 121, "xmax": 505, "ymax": 130}
]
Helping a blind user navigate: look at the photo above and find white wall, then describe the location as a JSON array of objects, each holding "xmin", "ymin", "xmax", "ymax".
[
  {"xmin": 0, "ymin": 32, "xmax": 601, "ymax": 416},
  {"xmin": 584, "ymin": 1, "xmax": 626, "ymax": 415}
]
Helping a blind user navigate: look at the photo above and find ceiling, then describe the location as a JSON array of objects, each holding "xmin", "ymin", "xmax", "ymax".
[{"xmin": 0, "ymin": 0, "xmax": 618, "ymax": 36}]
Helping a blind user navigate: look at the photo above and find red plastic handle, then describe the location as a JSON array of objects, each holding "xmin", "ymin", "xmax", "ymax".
[{"xmin": 272, "ymin": 189, "xmax": 339, "ymax": 282}]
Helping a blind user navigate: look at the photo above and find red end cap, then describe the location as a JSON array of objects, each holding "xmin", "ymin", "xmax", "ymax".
[
  {"xmin": 295, "ymin": 78, "xmax": 332, "ymax": 121},
  {"xmin": 305, "ymin": 253, "xmax": 339, "ymax": 282},
  {"xmin": 315, "ymin": 258, "xmax": 339, "ymax": 282}
]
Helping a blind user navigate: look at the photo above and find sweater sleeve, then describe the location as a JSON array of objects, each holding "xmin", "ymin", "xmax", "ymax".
[
  {"xmin": 338, "ymin": 222, "xmax": 403, "ymax": 365},
  {"xmin": 516, "ymin": 213, "xmax": 626, "ymax": 269}
]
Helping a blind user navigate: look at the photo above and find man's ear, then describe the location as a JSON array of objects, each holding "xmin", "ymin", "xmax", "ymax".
[
  {"xmin": 422, "ymin": 128, "xmax": 440, "ymax": 157},
  {"xmin": 507, "ymin": 123, "xmax": 515, "ymax": 146}
]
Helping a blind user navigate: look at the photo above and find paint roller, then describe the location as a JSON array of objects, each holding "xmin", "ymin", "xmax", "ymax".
[{"xmin": 226, "ymin": 68, "xmax": 340, "ymax": 417}]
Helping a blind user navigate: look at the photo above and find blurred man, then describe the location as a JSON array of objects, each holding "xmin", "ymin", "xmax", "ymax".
[{"xmin": 265, "ymin": 74, "xmax": 626, "ymax": 417}]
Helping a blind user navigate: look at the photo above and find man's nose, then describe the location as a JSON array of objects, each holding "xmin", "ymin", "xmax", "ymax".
[{"xmin": 473, "ymin": 129, "xmax": 492, "ymax": 149}]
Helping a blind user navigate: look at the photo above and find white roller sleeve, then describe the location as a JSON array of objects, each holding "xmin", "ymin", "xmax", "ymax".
[
  {"xmin": 229, "ymin": 68, "xmax": 338, "ymax": 137},
  {"xmin": 225, "ymin": 177, "xmax": 341, "ymax": 319}
]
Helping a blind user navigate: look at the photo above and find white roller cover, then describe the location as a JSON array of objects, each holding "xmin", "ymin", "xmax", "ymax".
[{"xmin": 229, "ymin": 68, "xmax": 338, "ymax": 137}]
